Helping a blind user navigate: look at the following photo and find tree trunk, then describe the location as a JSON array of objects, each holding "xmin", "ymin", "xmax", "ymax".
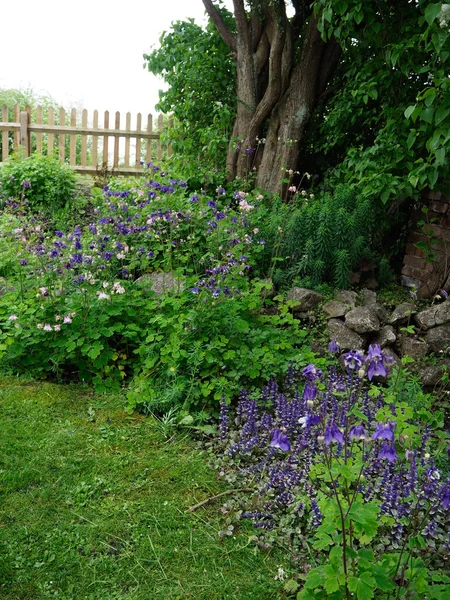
[{"xmin": 202, "ymin": 0, "xmax": 341, "ymax": 195}]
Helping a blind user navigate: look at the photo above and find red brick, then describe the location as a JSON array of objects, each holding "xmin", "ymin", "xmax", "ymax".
[
  {"xmin": 424, "ymin": 262, "xmax": 434, "ymax": 273},
  {"xmin": 411, "ymin": 267, "xmax": 428, "ymax": 280},
  {"xmin": 401, "ymin": 265, "xmax": 414, "ymax": 278},
  {"xmin": 427, "ymin": 191, "xmax": 443, "ymax": 201},
  {"xmin": 409, "ymin": 232, "xmax": 427, "ymax": 244},
  {"xmin": 405, "ymin": 243, "xmax": 416, "ymax": 255}
]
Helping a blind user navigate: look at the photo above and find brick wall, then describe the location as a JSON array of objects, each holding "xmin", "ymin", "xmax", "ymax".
[{"xmin": 401, "ymin": 191, "xmax": 450, "ymax": 298}]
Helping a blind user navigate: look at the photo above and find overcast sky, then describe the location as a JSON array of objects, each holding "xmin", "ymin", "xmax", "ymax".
[{"xmin": 0, "ymin": 0, "xmax": 232, "ymax": 120}]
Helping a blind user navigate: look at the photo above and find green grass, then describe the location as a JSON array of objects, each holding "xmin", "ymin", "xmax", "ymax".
[{"xmin": 0, "ymin": 378, "xmax": 289, "ymax": 599}]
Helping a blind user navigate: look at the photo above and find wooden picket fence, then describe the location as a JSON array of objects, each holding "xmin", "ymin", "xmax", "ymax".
[{"xmin": 0, "ymin": 104, "xmax": 172, "ymax": 175}]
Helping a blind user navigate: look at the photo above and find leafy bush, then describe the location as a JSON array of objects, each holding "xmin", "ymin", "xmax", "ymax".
[
  {"xmin": 214, "ymin": 348, "xmax": 450, "ymax": 598},
  {"xmin": 0, "ymin": 153, "xmax": 76, "ymax": 213}
]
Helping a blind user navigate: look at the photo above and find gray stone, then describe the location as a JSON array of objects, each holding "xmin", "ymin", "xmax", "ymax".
[
  {"xmin": 134, "ymin": 271, "xmax": 185, "ymax": 296},
  {"xmin": 371, "ymin": 303, "xmax": 389, "ymax": 325},
  {"xmin": 373, "ymin": 325, "xmax": 397, "ymax": 348},
  {"xmin": 328, "ymin": 318, "xmax": 365, "ymax": 351},
  {"xmin": 286, "ymin": 287, "xmax": 323, "ymax": 312},
  {"xmin": 335, "ymin": 290, "xmax": 358, "ymax": 308},
  {"xmin": 424, "ymin": 323, "xmax": 450, "ymax": 353},
  {"xmin": 361, "ymin": 288, "xmax": 377, "ymax": 306},
  {"xmin": 322, "ymin": 300, "xmax": 349, "ymax": 319},
  {"xmin": 389, "ymin": 302, "xmax": 415, "ymax": 325},
  {"xmin": 415, "ymin": 300, "xmax": 450, "ymax": 330},
  {"xmin": 345, "ymin": 306, "xmax": 380, "ymax": 334},
  {"xmin": 419, "ymin": 364, "xmax": 448, "ymax": 387},
  {"xmin": 401, "ymin": 337, "xmax": 429, "ymax": 360}
]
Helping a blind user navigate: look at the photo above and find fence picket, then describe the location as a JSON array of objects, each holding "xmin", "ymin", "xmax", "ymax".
[{"xmin": 0, "ymin": 103, "xmax": 169, "ymax": 175}]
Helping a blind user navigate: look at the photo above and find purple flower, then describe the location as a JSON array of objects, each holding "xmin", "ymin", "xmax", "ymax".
[
  {"xmin": 269, "ymin": 429, "xmax": 291, "ymax": 452},
  {"xmin": 19, "ymin": 259, "xmax": 28, "ymax": 266},
  {"xmin": 22, "ymin": 179, "xmax": 31, "ymax": 189},
  {"xmin": 349, "ymin": 424, "xmax": 367, "ymax": 440},
  {"xmin": 328, "ymin": 339, "xmax": 340, "ymax": 353},
  {"xmin": 378, "ymin": 442, "xmax": 397, "ymax": 463},
  {"xmin": 190, "ymin": 287, "xmax": 200, "ymax": 294},
  {"xmin": 365, "ymin": 344, "xmax": 388, "ymax": 380},
  {"xmin": 324, "ymin": 422, "xmax": 344, "ymax": 445},
  {"xmin": 442, "ymin": 485, "xmax": 450, "ymax": 509},
  {"xmin": 372, "ymin": 422, "xmax": 396, "ymax": 442},
  {"xmin": 343, "ymin": 350, "xmax": 364, "ymax": 371},
  {"xmin": 302, "ymin": 381, "xmax": 318, "ymax": 401},
  {"xmin": 302, "ymin": 364, "xmax": 322, "ymax": 381}
]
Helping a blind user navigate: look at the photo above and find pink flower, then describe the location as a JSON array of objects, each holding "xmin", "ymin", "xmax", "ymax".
[
  {"xmin": 54, "ymin": 324, "xmax": 61, "ymax": 331},
  {"xmin": 97, "ymin": 291, "xmax": 110, "ymax": 300},
  {"xmin": 8, "ymin": 314, "xmax": 18, "ymax": 321},
  {"xmin": 288, "ymin": 185, "xmax": 297, "ymax": 192},
  {"xmin": 37, "ymin": 323, "xmax": 43, "ymax": 329},
  {"xmin": 63, "ymin": 316, "xmax": 72, "ymax": 324},
  {"xmin": 43, "ymin": 324, "xmax": 52, "ymax": 331}
]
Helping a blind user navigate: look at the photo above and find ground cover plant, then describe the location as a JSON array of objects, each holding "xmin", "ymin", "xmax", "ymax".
[
  {"xmin": 212, "ymin": 345, "xmax": 450, "ymax": 599},
  {"xmin": 0, "ymin": 377, "xmax": 291, "ymax": 599}
]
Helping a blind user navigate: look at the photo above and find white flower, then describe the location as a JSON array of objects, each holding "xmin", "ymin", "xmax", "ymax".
[
  {"xmin": 37, "ymin": 323, "xmax": 43, "ymax": 329},
  {"xmin": 8, "ymin": 314, "xmax": 18, "ymax": 321},
  {"xmin": 298, "ymin": 416, "xmax": 308, "ymax": 429},
  {"xmin": 43, "ymin": 324, "xmax": 52, "ymax": 331},
  {"xmin": 97, "ymin": 291, "xmax": 110, "ymax": 300},
  {"xmin": 54, "ymin": 324, "xmax": 61, "ymax": 331},
  {"xmin": 63, "ymin": 316, "xmax": 72, "ymax": 324}
]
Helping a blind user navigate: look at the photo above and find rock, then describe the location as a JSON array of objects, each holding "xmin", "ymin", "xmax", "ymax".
[
  {"xmin": 424, "ymin": 324, "xmax": 450, "ymax": 353},
  {"xmin": 134, "ymin": 271, "xmax": 185, "ymax": 295},
  {"xmin": 335, "ymin": 290, "xmax": 358, "ymax": 308},
  {"xmin": 361, "ymin": 288, "xmax": 377, "ymax": 306},
  {"xmin": 286, "ymin": 287, "xmax": 323, "ymax": 312},
  {"xmin": 322, "ymin": 300, "xmax": 349, "ymax": 319},
  {"xmin": 345, "ymin": 307, "xmax": 380, "ymax": 334},
  {"xmin": 419, "ymin": 364, "xmax": 448, "ymax": 387},
  {"xmin": 373, "ymin": 325, "xmax": 397, "ymax": 348},
  {"xmin": 415, "ymin": 301, "xmax": 450, "ymax": 330},
  {"xmin": 401, "ymin": 337, "xmax": 429, "ymax": 360},
  {"xmin": 371, "ymin": 303, "xmax": 389, "ymax": 325},
  {"xmin": 328, "ymin": 318, "xmax": 365, "ymax": 351},
  {"xmin": 389, "ymin": 302, "xmax": 415, "ymax": 325}
]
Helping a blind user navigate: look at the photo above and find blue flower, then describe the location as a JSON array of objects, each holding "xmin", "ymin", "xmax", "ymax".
[
  {"xmin": 328, "ymin": 339, "xmax": 340, "ymax": 353},
  {"xmin": 269, "ymin": 429, "xmax": 291, "ymax": 452},
  {"xmin": 190, "ymin": 287, "xmax": 200, "ymax": 294},
  {"xmin": 442, "ymin": 485, "xmax": 450, "ymax": 509},
  {"xmin": 378, "ymin": 442, "xmax": 397, "ymax": 463},
  {"xmin": 365, "ymin": 344, "xmax": 388, "ymax": 380},
  {"xmin": 349, "ymin": 424, "xmax": 366, "ymax": 440},
  {"xmin": 324, "ymin": 422, "xmax": 344, "ymax": 445},
  {"xmin": 372, "ymin": 422, "xmax": 396, "ymax": 442},
  {"xmin": 343, "ymin": 350, "xmax": 364, "ymax": 371},
  {"xmin": 302, "ymin": 381, "xmax": 318, "ymax": 401},
  {"xmin": 302, "ymin": 364, "xmax": 322, "ymax": 381}
]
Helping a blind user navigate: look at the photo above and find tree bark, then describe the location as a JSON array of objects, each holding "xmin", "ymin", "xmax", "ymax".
[{"xmin": 202, "ymin": 0, "xmax": 341, "ymax": 194}]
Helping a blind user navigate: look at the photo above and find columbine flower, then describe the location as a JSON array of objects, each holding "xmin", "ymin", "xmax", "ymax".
[
  {"xmin": 302, "ymin": 364, "xmax": 322, "ymax": 381},
  {"xmin": 344, "ymin": 350, "xmax": 364, "ymax": 371},
  {"xmin": 442, "ymin": 485, "xmax": 450, "ymax": 509},
  {"xmin": 8, "ymin": 314, "xmax": 18, "ymax": 321},
  {"xmin": 269, "ymin": 429, "xmax": 291, "ymax": 452},
  {"xmin": 365, "ymin": 344, "xmax": 388, "ymax": 380},
  {"xmin": 22, "ymin": 179, "xmax": 31, "ymax": 189},
  {"xmin": 328, "ymin": 339, "xmax": 340, "ymax": 353},
  {"xmin": 372, "ymin": 422, "xmax": 396, "ymax": 442},
  {"xmin": 54, "ymin": 324, "xmax": 61, "ymax": 331},
  {"xmin": 97, "ymin": 291, "xmax": 110, "ymax": 300},
  {"xmin": 349, "ymin": 424, "xmax": 367, "ymax": 440},
  {"xmin": 43, "ymin": 324, "xmax": 52, "ymax": 331},
  {"xmin": 63, "ymin": 315, "xmax": 72, "ymax": 324},
  {"xmin": 302, "ymin": 381, "xmax": 318, "ymax": 402},
  {"xmin": 324, "ymin": 421, "xmax": 344, "ymax": 445},
  {"xmin": 378, "ymin": 442, "xmax": 397, "ymax": 463},
  {"xmin": 37, "ymin": 323, "xmax": 43, "ymax": 329}
]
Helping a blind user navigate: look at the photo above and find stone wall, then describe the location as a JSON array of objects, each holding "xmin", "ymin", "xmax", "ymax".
[{"xmin": 401, "ymin": 191, "xmax": 450, "ymax": 299}]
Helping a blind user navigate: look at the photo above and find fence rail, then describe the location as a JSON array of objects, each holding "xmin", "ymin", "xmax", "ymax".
[{"xmin": 0, "ymin": 104, "xmax": 172, "ymax": 175}]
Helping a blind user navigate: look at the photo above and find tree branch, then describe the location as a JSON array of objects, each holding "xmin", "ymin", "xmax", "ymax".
[{"xmin": 202, "ymin": 0, "xmax": 237, "ymax": 52}]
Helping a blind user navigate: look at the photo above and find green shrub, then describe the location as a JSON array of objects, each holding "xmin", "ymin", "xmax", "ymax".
[{"xmin": 0, "ymin": 152, "xmax": 76, "ymax": 213}]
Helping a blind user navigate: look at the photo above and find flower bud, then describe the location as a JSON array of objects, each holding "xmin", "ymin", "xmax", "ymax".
[
  {"xmin": 317, "ymin": 435, "xmax": 325, "ymax": 444},
  {"xmin": 306, "ymin": 400, "xmax": 314, "ymax": 408},
  {"xmin": 358, "ymin": 368, "xmax": 365, "ymax": 379}
]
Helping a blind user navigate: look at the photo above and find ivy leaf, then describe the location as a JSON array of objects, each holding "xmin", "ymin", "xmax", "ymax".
[{"xmin": 424, "ymin": 3, "xmax": 443, "ymax": 26}]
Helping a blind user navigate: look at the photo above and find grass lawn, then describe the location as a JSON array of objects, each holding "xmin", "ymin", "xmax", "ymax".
[{"xmin": 0, "ymin": 378, "xmax": 290, "ymax": 599}]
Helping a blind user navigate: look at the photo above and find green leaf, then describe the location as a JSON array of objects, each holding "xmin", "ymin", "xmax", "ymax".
[
  {"xmin": 348, "ymin": 571, "xmax": 376, "ymax": 600},
  {"xmin": 424, "ymin": 3, "xmax": 442, "ymax": 26},
  {"xmin": 404, "ymin": 105, "xmax": 416, "ymax": 119},
  {"xmin": 435, "ymin": 106, "xmax": 449, "ymax": 126}
]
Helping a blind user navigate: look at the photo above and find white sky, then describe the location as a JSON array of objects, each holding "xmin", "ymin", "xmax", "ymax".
[{"xmin": 0, "ymin": 0, "xmax": 232, "ymax": 121}]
